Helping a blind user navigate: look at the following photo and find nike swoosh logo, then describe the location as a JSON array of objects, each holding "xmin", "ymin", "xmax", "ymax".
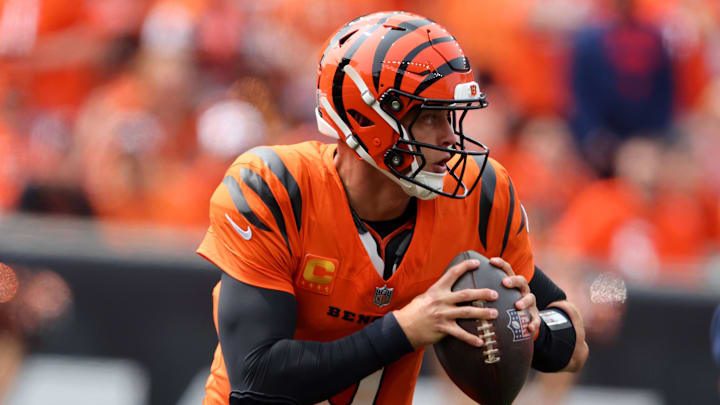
[{"xmin": 225, "ymin": 213, "xmax": 252, "ymax": 240}]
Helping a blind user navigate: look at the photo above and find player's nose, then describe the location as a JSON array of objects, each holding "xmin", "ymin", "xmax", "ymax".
[{"xmin": 437, "ymin": 121, "xmax": 456, "ymax": 149}]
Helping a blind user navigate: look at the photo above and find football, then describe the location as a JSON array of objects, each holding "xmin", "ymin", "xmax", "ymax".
[{"xmin": 433, "ymin": 250, "xmax": 533, "ymax": 405}]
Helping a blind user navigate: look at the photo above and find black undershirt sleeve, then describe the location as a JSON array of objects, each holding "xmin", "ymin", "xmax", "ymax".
[
  {"xmin": 528, "ymin": 266, "xmax": 576, "ymax": 372},
  {"xmin": 217, "ymin": 272, "xmax": 414, "ymax": 405},
  {"xmin": 528, "ymin": 266, "xmax": 567, "ymax": 309}
]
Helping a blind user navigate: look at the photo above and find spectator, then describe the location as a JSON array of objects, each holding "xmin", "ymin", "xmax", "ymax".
[
  {"xmin": 569, "ymin": 0, "xmax": 674, "ymax": 177},
  {"xmin": 552, "ymin": 136, "xmax": 718, "ymax": 286}
]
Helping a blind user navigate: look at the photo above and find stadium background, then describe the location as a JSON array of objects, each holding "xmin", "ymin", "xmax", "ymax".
[{"xmin": 0, "ymin": 0, "xmax": 719, "ymax": 404}]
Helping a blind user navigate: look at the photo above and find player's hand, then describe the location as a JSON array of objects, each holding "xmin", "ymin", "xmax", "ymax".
[
  {"xmin": 489, "ymin": 257, "xmax": 540, "ymax": 336},
  {"xmin": 393, "ymin": 259, "xmax": 498, "ymax": 349}
]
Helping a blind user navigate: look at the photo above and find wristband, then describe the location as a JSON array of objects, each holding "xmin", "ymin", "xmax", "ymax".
[{"xmin": 531, "ymin": 307, "xmax": 576, "ymax": 372}]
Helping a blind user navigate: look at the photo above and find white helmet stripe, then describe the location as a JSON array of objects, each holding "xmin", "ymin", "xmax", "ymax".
[
  {"xmin": 315, "ymin": 107, "xmax": 340, "ymax": 138},
  {"xmin": 342, "ymin": 64, "xmax": 404, "ymax": 137},
  {"xmin": 343, "ymin": 63, "xmax": 423, "ymax": 172},
  {"xmin": 318, "ymin": 96, "xmax": 353, "ymax": 138},
  {"xmin": 340, "ymin": 63, "xmax": 449, "ymax": 200}
]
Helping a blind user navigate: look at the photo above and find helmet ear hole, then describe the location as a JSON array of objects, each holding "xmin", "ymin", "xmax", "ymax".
[{"xmin": 348, "ymin": 109, "xmax": 375, "ymax": 127}]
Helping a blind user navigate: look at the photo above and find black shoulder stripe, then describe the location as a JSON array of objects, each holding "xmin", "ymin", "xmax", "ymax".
[
  {"xmin": 500, "ymin": 178, "xmax": 516, "ymax": 257},
  {"xmin": 393, "ymin": 36, "xmax": 454, "ymax": 90},
  {"xmin": 413, "ymin": 57, "xmax": 467, "ymax": 96},
  {"xmin": 475, "ymin": 157, "xmax": 496, "ymax": 250},
  {"xmin": 371, "ymin": 18, "xmax": 434, "ymax": 91},
  {"xmin": 517, "ymin": 204, "xmax": 527, "ymax": 235},
  {"xmin": 248, "ymin": 147, "xmax": 302, "ymax": 231},
  {"xmin": 222, "ymin": 176, "xmax": 271, "ymax": 232},
  {"xmin": 240, "ymin": 168, "xmax": 292, "ymax": 254},
  {"xmin": 332, "ymin": 12, "xmax": 402, "ymax": 128}
]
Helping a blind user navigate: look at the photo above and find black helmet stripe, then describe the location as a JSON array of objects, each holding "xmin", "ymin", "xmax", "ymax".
[
  {"xmin": 331, "ymin": 12, "xmax": 402, "ymax": 129},
  {"xmin": 319, "ymin": 14, "xmax": 368, "ymax": 65},
  {"xmin": 393, "ymin": 36, "xmax": 454, "ymax": 90},
  {"xmin": 412, "ymin": 56, "xmax": 468, "ymax": 96},
  {"xmin": 371, "ymin": 18, "xmax": 434, "ymax": 91}
]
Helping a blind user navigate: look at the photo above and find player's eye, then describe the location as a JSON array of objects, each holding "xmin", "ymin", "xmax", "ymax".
[{"xmin": 421, "ymin": 111, "xmax": 445, "ymax": 125}]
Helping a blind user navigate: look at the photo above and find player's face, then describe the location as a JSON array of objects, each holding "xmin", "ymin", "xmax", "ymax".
[{"xmin": 401, "ymin": 108, "xmax": 456, "ymax": 174}]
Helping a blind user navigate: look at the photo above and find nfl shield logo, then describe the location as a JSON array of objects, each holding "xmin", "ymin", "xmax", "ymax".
[
  {"xmin": 506, "ymin": 309, "xmax": 532, "ymax": 342},
  {"xmin": 373, "ymin": 285, "xmax": 393, "ymax": 307}
]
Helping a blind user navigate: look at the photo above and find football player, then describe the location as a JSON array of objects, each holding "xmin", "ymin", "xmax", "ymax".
[{"xmin": 197, "ymin": 11, "xmax": 588, "ymax": 405}]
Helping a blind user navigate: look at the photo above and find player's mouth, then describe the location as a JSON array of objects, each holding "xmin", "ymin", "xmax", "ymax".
[{"xmin": 431, "ymin": 158, "xmax": 450, "ymax": 173}]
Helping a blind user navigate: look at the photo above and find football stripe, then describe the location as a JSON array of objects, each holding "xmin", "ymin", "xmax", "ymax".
[
  {"xmin": 371, "ymin": 18, "xmax": 434, "ymax": 91},
  {"xmin": 475, "ymin": 157, "xmax": 496, "ymax": 250},
  {"xmin": 222, "ymin": 176, "xmax": 271, "ymax": 232},
  {"xmin": 412, "ymin": 56, "xmax": 467, "ymax": 96},
  {"xmin": 500, "ymin": 178, "xmax": 516, "ymax": 257},
  {"xmin": 248, "ymin": 147, "xmax": 303, "ymax": 231},
  {"xmin": 331, "ymin": 12, "xmax": 402, "ymax": 128},
  {"xmin": 240, "ymin": 168, "xmax": 292, "ymax": 254},
  {"xmin": 393, "ymin": 36, "xmax": 454, "ymax": 90}
]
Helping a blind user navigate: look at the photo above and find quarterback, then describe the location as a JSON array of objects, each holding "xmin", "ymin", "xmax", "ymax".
[{"xmin": 197, "ymin": 11, "xmax": 588, "ymax": 405}]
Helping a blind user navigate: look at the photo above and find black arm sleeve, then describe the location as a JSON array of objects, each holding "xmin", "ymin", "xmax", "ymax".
[
  {"xmin": 528, "ymin": 266, "xmax": 576, "ymax": 372},
  {"xmin": 218, "ymin": 272, "xmax": 414, "ymax": 405},
  {"xmin": 528, "ymin": 266, "xmax": 567, "ymax": 310}
]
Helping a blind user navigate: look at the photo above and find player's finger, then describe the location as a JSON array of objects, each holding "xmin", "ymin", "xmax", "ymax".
[
  {"xmin": 448, "ymin": 288, "xmax": 497, "ymax": 304},
  {"xmin": 444, "ymin": 324, "xmax": 484, "ymax": 347},
  {"xmin": 447, "ymin": 305, "xmax": 498, "ymax": 321},
  {"xmin": 528, "ymin": 310, "xmax": 541, "ymax": 334},
  {"xmin": 514, "ymin": 292, "xmax": 536, "ymax": 311},
  {"xmin": 503, "ymin": 274, "xmax": 529, "ymax": 293},
  {"xmin": 489, "ymin": 257, "xmax": 514, "ymax": 276},
  {"xmin": 439, "ymin": 259, "xmax": 479, "ymax": 289}
]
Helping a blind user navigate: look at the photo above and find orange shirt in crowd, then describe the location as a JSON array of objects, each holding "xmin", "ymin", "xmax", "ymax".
[
  {"xmin": 552, "ymin": 178, "xmax": 718, "ymax": 282},
  {"xmin": 495, "ymin": 145, "xmax": 591, "ymax": 245},
  {"xmin": 0, "ymin": 120, "xmax": 20, "ymax": 211},
  {"xmin": 0, "ymin": 0, "xmax": 98, "ymax": 112}
]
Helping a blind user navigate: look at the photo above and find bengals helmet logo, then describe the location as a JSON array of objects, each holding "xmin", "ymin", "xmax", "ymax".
[{"xmin": 470, "ymin": 84, "xmax": 478, "ymax": 97}]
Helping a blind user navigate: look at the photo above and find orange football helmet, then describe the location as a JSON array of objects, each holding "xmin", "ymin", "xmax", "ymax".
[{"xmin": 315, "ymin": 11, "xmax": 489, "ymax": 199}]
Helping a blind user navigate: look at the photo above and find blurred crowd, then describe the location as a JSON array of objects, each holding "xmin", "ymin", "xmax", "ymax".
[
  {"xmin": 0, "ymin": 0, "xmax": 719, "ymax": 402},
  {"xmin": 1, "ymin": 0, "xmax": 719, "ymax": 281},
  {"xmin": 0, "ymin": 0, "xmax": 720, "ymax": 328}
]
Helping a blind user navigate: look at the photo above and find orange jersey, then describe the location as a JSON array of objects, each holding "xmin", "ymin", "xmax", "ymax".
[{"xmin": 197, "ymin": 141, "xmax": 534, "ymax": 405}]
